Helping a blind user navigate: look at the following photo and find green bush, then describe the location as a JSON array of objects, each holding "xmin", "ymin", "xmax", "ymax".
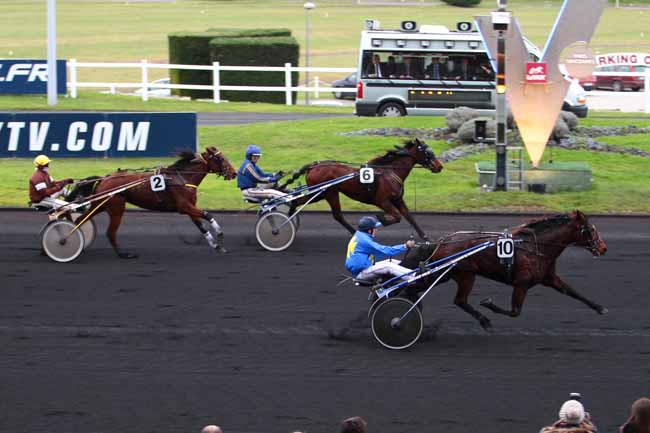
[
  {"xmin": 209, "ymin": 36, "xmax": 299, "ymax": 104},
  {"xmin": 168, "ymin": 28, "xmax": 292, "ymax": 98},
  {"xmin": 441, "ymin": 0, "xmax": 482, "ymax": 6}
]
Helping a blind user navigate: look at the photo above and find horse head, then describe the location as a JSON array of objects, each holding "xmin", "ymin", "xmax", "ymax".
[
  {"xmin": 572, "ymin": 210, "xmax": 607, "ymax": 256},
  {"xmin": 408, "ymin": 138, "xmax": 443, "ymax": 173},
  {"xmin": 203, "ymin": 146, "xmax": 237, "ymax": 180}
]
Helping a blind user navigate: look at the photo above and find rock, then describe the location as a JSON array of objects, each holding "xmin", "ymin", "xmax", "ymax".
[
  {"xmin": 446, "ymin": 107, "xmax": 480, "ymax": 132},
  {"xmin": 457, "ymin": 118, "xmax": 496, "ymax": 144},
  {"xmin": 559, "ymin": 111, "xmax": 579, "ymax": 130},
  {"xmin": 552, "ymin": 118, "xmax": 570, "ymax": 141}
]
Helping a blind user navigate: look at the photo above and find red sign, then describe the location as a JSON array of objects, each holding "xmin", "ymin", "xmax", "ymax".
[{"xmin": 525, "ymin": 62, "xmax": 547, "ymax": 83}]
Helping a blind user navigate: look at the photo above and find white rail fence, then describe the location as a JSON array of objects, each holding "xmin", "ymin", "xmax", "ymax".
[
  {"xmin": 68, "ymin": 59, "xmax": 356, "ymax": 105},
  {"xmin": 67, "ymin": 60, "xmax": 649, "ymax": 112}
]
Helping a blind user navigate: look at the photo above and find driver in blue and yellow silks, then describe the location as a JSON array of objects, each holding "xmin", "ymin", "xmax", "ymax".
[
  {"xmin": 345, "ymin": 216, "xmax": 415, "ymax": 282},
  {"xmin": 237, "ymin": 144, "xmax": 285, "ymax": 202}
]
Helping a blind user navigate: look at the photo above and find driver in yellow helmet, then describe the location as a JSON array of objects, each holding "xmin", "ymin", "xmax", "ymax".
[{"xmin": 29, "ymin": 155, "xmax": 73, "ymax": 210}]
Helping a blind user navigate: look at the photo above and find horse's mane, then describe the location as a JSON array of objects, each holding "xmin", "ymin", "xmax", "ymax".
[
  {"xmin": 523, "ymin": 214, "xmax": 572, "ymax": 232},
  {"xmin": 368, "ymin": 139, "xmax": 418, "ymax": 165},
  {"xmin": 169, "ymin": 149, "xmax": 198, "ymax": 169}
]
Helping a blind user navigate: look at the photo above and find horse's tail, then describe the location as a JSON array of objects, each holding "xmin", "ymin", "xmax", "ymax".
[
  {"xmin": 67, "ymin": 176, "xmax": 102, "ymax": 202},
  {"xmin": 279, "ymin": 161, "xmax": 321, "ymax": 189}
]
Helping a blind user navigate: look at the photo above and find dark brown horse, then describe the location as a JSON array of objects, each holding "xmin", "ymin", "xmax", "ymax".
[
  {"xmin": 400, "ymin": 211, "xmax": 608, "ymax": 330},
  {"xmin": 280, "ymin": 138, "xmax": 443, "ymax": 239},
  {"xmin": 69, "ymin": 147, "xmax": 236, "ymax": 258}
]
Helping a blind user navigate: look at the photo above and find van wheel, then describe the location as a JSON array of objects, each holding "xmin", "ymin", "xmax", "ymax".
[
  {"xmin": 378, "ymin": 102, "xmax": 406, "ymax": 117},
  {"xmin": 333, "ymin": 91, "xmax": 343, "ymax": 99},
  {"xmin": 612, "ymin": 81, "xmax": 623, "ymax": 92},
  {"xmin": 633, "ymin": 87, "xmax": 641, "ymax": 92}
]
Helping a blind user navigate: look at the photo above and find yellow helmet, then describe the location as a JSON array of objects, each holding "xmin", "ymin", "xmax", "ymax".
[{"xmin": 33, "ymin": 155, "xmax": 52, "ymax": 167}]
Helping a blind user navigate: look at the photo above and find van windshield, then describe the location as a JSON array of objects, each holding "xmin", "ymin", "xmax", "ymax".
[{"xmin": 361, "ymin": 51, "xmax": 494, "ymax": 81}]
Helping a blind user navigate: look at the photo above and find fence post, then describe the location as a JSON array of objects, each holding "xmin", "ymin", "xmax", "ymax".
[
  {"xmin": 69, "ymin": 58, "xmax": 77, "ymax": 98},
  {"xmin": 141, "ymin": 59, "xmax": 148, "ymax": 102},
  {"xmin": 314, "ymin": 75, "xmax": 319, "ymax": 99},
  {"xmin": 285, "ymin": 63, "xmax": 292, "ymax": 106},
  {"xmin": 643, "ymin": 66, "xmax": 650, "ymax": 114},
  {"xmin": 213, "ymin": 61, "xmax": 221, "ymax": 103}
]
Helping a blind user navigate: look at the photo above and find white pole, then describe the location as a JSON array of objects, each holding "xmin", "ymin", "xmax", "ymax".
[
  {"xmin": 69, "ymin": 58, "xmax": 77, "ymax": 99},
  {"xmin": 47, "ymin": 0, "xmax": 58, "ymax": 106},
  {"xmin": 285, "ymin": 62, "xmax": 292, "ymax": 106},
  {"xmin": 213, "ymin": 61, "xmax": 221, "ymax": 103},
  {"xmin": 314, "ymin": 75, "xmax": 319, "ymax": 99},
  {"xmin": 141, "ymin": 59, "xmax": 148, "ymax": 102},
  {"xmin": 644, "ymin": 66, "xmax": 650, "ymax": 114},
  {"xmin": 305, "ymin": 9, "xmax": 310, "ymax": 105}
]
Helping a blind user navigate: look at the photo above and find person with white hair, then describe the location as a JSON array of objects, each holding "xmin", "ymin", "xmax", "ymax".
[
  {"xmin": 201, "ymin": 425, "xmax": 223, "ymax": 433},
  {"xmin": 539, "ymin": 399, "xmax": 597, "ymax": 433}
]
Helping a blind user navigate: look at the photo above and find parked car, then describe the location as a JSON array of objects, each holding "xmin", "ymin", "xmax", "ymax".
[
  {"xmin": 331, "ymin": 73, "xmax": 357, "ymax": 99},
  {"xmin": 135, "ymin": 78, "xmax": 172, "ymax": 97},
  {"xmin": 581, "ymin": 65, "xmax": 645, "ymax": 92}
]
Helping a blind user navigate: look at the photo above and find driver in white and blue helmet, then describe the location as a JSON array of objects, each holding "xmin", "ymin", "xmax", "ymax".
[
  {"xmin": 237, "ymin": 144, "xmax": 285, "ymax": 201},
  {"xmin": 345, "ymin": 216, "xmax": 415, "ymax": 282}
]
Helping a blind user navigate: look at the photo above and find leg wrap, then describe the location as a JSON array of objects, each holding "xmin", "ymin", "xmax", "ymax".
[
  {"xmin": 209, "ymin": 218, "xmax": 223, "ymax": 235},
  {"xmin": 204, "ymin": 231, "xmax": 218, "ymax": 248}
]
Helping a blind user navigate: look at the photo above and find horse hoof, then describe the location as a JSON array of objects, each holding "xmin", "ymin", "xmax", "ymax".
[
  {"xmin": 118, "ymin": 252, "xmax": 139, "ymax": 259},
  {"xmin": 479, "ymin": 298, "xmax": 493, "ymax": 308},
  {"xmin": 479, "ymin": 317, "xmax": 492, "ymax": 331},
  {"xmin": 598, "ymin": 306, "xmax": 608, "ymax": 315}
]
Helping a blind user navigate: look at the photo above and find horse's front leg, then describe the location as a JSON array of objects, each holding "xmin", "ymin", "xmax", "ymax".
[
  {"xmin": 480, "ymin": 286, "xmax": 528, "ymax": 317},
  {"xmin": 452, "ymin": 271, "xmax": 492, "ymax": 331},
  {"xmin": 395, "ymin": 199, "xmax": 428, "ymax": 240},
  {"xmin": 544, "ymin": 273, "xmax": 607, "ymax": 315},
  {"xmin": 375, "ymin": 200, "xmax": 402, "ymax": 227}
]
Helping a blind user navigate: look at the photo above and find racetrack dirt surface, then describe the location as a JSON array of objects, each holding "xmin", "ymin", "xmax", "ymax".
[{"xmin": 2, "ymin": 211, "xmax": 650, "ymax": 433}]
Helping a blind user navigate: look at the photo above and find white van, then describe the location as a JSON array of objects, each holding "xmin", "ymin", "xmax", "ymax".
[{"xmin": 355, "ymin": 20, "xmax": 588, "ymax": 117}]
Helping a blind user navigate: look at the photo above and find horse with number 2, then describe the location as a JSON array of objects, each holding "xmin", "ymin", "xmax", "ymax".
[
  {"xmin": 255, "ymin": 139, "xmax": 443, "ymax": 252},
  {"xmin": 40, "ymin": 147, "xmax": 236, "ymax": 263},
  {"xmin": 363, "ymin": 211, "xmax": 608, "ymax": 350}
]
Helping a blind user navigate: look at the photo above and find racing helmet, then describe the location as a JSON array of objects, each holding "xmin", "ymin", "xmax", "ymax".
[
  {"xmin": 245, "ymin": 144, "xmax": 262, "ymax": 160},
  {"xmin": 33, "ymin": 154, "xmax": 52, "ymax": 167},
  {"xmin": 358, "ymin": 216, "xmax": 382, "ymax": 231}
]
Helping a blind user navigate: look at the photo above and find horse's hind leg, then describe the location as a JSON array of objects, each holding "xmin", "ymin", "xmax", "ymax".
[
  {"xmin": 324, "ymin": 191, "xmax": 355, "ymax": 234},
  {"xmin": 544, "ymin": 273, "xmax": 607, "ymax": 315},
  {"xmin": 395, "ymin": 199, "xmax": 428, "ymax": 240},
  {"xmin": 452, "ymin": 271, "xmax": 492, "ymax": 330},
  {"xmin": 105, "ymin": 197, "xmax": 137, "ymax": 259},
  {"xmin": 181, "ymin": 203, "xmax": 226, "ymax": 252},
  {"xmin": 480, "ymin": 286, "xmax": 528, "ymax": 317}
]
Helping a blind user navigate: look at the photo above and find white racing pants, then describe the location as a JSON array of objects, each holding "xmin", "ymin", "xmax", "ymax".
[
  {"xmin": 242, "ymin": 187, "xmax": 286, "ymax": 202},
  {"xmin": 357, "ymin": 259, "xmax": 413, "ymax": 282},
  {"xmin": 35, "ymin": 195, "xmax": 69, "ymax": 211}
]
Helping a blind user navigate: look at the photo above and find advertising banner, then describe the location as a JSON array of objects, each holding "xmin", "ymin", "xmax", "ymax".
[
  {"xmin": 0, "ymin": 112, "xmax": 197, "ymax": 157},
  {"xmin": 0, "ymin": 60, "xmax": 67, "ymax": 94}
]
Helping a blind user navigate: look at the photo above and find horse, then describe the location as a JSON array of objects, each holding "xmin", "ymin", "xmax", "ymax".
[
  {"xmin": 399, "ymin": 211, "xmax": 608, "ymax": 330},
  {"xmin": 68, "ymin": 146, "xmax": 236, "ymax": 259},
  {"xmin": 280, "ymin": 138, "xmax": 443, "ymax": 239}
]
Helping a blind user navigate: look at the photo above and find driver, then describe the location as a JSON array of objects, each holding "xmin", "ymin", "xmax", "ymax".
[
  {"xmin": 346, "ymin": 216, "xmax": 415, "ymax": 282},
  {"xmin": 237, "ymin": 144, "xmax": 285, "ymax": 201},
  {"xmin": 28, "ymin": 154, "xmax": 73, "ymax": 210}
]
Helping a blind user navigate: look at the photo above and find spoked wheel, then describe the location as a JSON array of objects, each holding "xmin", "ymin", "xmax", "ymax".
[
  {"xmin": 41, "ymin": 220, "xmax": 85, "ymax": 263},
  {"xmin": 371, "ymin": 297, "xmax": 423, "ymax": 350},
  {"xmin": 275, "ymin": 203, "xmax": 300, "ymax": 230},
  {"xmin": 255, "ymin": 211, "xmax": 296, "ymax": 252},
  {"xmin": 70, "ymin": 212, "xmax": 97, "ymax": 250}
]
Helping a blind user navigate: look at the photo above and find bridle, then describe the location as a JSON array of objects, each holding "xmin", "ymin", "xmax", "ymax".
[
  {"xmin": 579, "ymin": 223, "xmax": 601, "ymax": 254},
  {"xmin": 196, "ymin": 150, "xmax": 231, "ymax": 178},
  {"xmin": 416, "ymin": 143, "xmax": 439, "ymax": 170}
]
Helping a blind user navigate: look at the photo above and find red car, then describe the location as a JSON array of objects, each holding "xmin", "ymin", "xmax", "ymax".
[{"xmin": 581, "ymin": 65, "xmax": 646, "ymax": 92}]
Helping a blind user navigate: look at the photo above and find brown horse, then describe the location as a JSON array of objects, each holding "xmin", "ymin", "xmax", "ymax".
[
  {"xmin": 69, "ymin": 147, "xmax": 236, "ymax": 258},
  {"xmin": 400, "ymin": 211, "xmax": 608, "ymax": 330},
  {"xmin": 280, "ymin": 138, "xmax": 443, "ymax": 239}
]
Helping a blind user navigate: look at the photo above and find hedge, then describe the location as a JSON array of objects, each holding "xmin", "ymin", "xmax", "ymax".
[
  {"xmin": 441, "ymin": 0, "xmax": 482, "ymax": 6},
  {"xmin": 168, "ymin": 28, "xmax": 292, "ymax": 99},
  {"xmin": 209, "ymin": 36, "xmax": 299, "ymax": 104}
]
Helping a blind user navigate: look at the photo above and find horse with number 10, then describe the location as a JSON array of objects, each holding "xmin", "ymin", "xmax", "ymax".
[
  {"xmin": 280, "ymin": 138, "xmax": 443, "ymax": 239},
  {"xmin": 69, "ymin": 147, "xmax": 236, "ymax": 259}
]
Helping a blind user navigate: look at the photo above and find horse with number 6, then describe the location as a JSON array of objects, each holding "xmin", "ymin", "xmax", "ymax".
[
  {"xmin": 68, "ymin": 146, "xmax": 236, "ymax": 258},
  {"xmin": 399, "ymin": 211, "xmax": 608, "ymax": 330},
  {"xmin": 280, "ymin": 138, "xmax": 443, "ymax": 240}
]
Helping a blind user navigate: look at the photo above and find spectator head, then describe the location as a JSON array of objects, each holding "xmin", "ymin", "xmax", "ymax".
[
  {"xmin": 372, "ymin": 54, "xmax": 380, "ymax": 64},
  {"xmin": 388, "ymin": 56, "xmax": 396, "ymax": 64},
  {"xmin": 559, "ymin": 400, "xmax": 586, "ymax": 426},
  {"xmin": 341, "ymin": 416, "xmax": 367, "ymax": 433},
  {"xmin": 403, "ymin": 56, "xmax": 412, "ymax": 64},
  {"xmin": 201, "ymin": 425, "xmax": 223, "ymax": 433},
  {"xmin": 628, "ymin": 398, "xmax": 650, "ymax": 431}
]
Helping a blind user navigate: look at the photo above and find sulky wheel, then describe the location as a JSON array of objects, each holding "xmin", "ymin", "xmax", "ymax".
[
  {"xmin": 70, "ymin": 212, "xmax": 97, "ymax": 250},
  {"xmin": 275, "ymin": 203, "xmax": 300, "ymax": 230},
  {"xmin": 41, "ymin": 220, "xmax": 85, "ymax": 263},
  {"xmin": 371, "ymin": 297, "xmax": 423, "ymax": 350},
  {"xmin": 255, "ymin": 211, "xmax": 296, "ymax": 252}
]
